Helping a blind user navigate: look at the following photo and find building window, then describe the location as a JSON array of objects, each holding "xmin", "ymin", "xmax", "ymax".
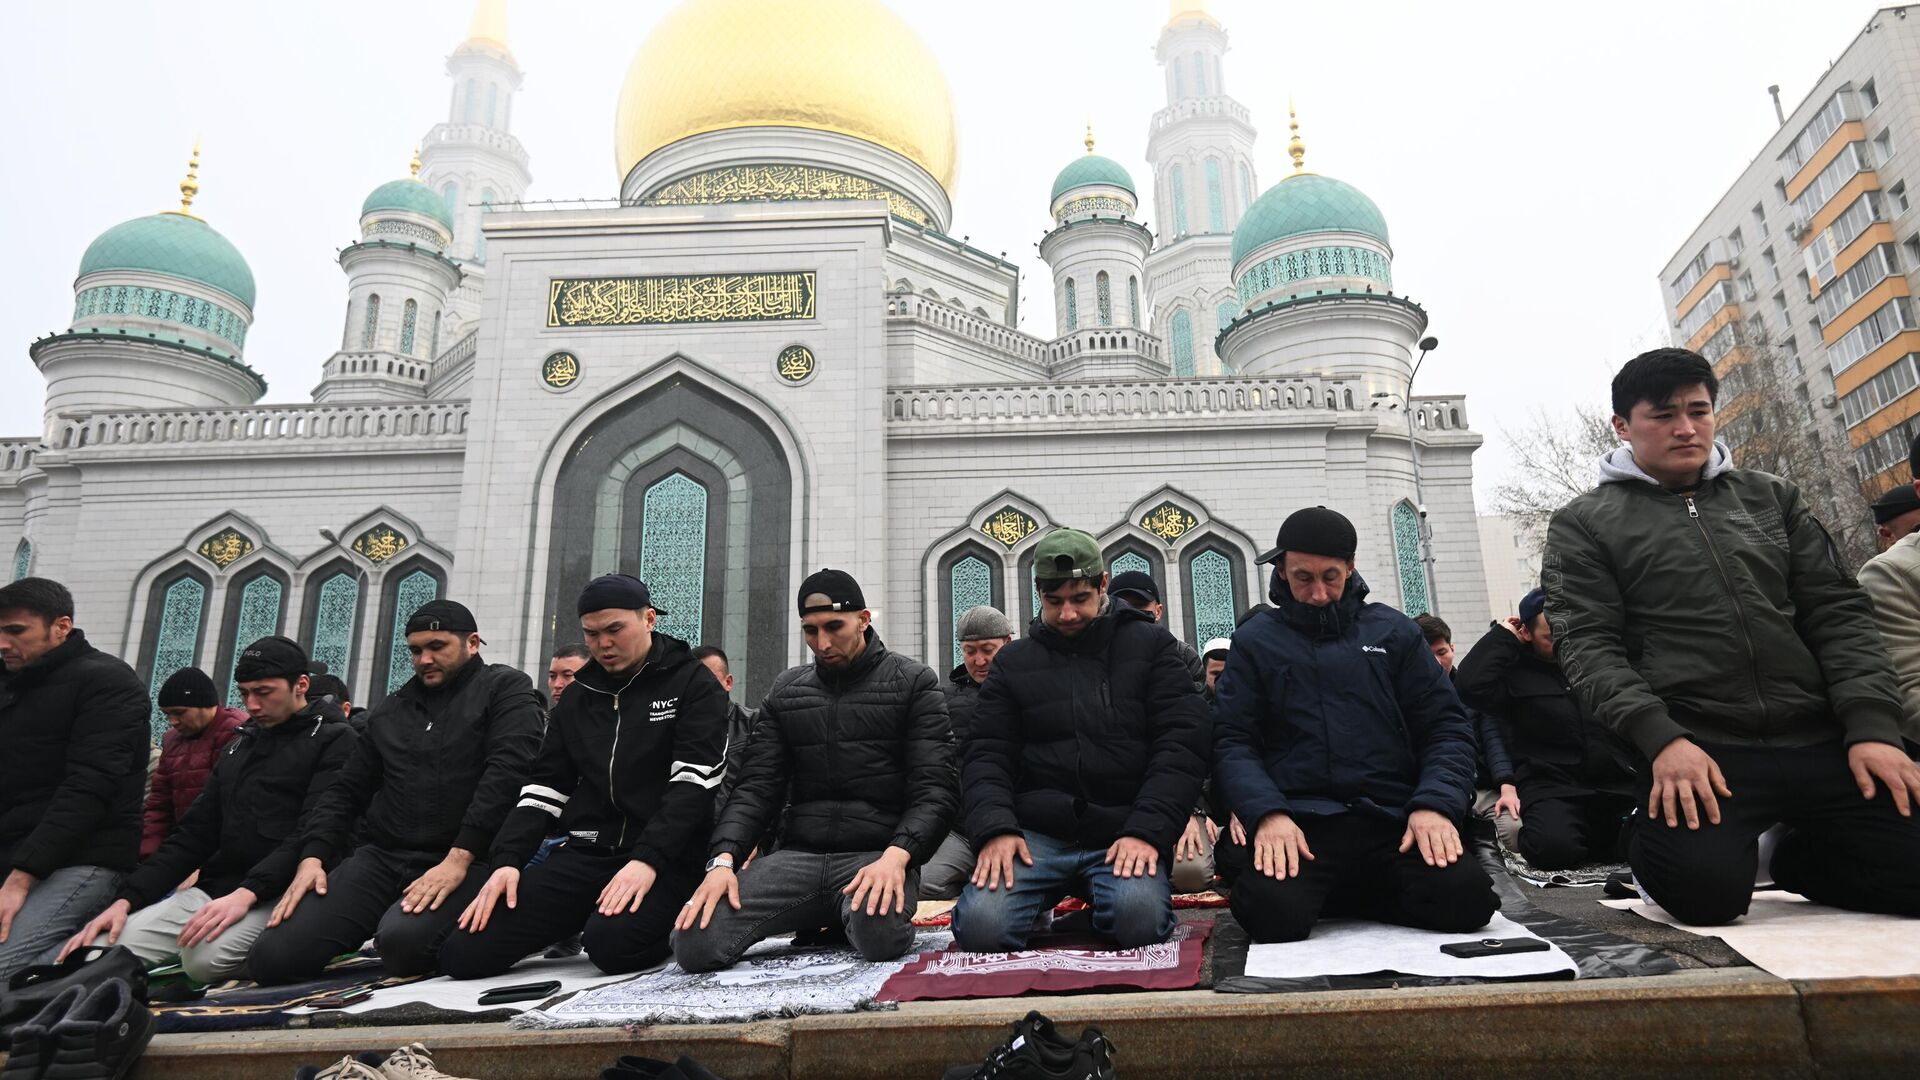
[
  {"xmin": 1877, "ymin": 128, "xmax": 1896, "ymax": 164},
  {"xmin": 361, "ymin": 294, "xmax": 380, "ymax": 350},
  {"xmin": 1171, "ymin": 165, "xmax": 1190, "ymax": 237},
  {"xmin": 1862, "ymin": 78, "xmax": 1880, "ymax": 110},
  {"xmin": 1893, "ymin": 181, "xmax": 1911, "ymax": 214},
  {"xmin": 462, "ymin": 78, "xmax": 476, "ymax": 123},
  {"xmin": 1391, "ymin": 501, "xmax": 1430, "ymax": 616},
  {"xmin": 1110, "ymin": 550, "xmax": 1150, "ymax": 580},
  {"xmin": 1170, "ymin": 308, "xmax": 1195, "ymax": 377},
  {"xmin": 441, "ymin": 181, "xmax": 461, "ymax": 217},
  {"xmin": 1096, "ymin": 272, "xmax": 1113, "ymax": 326},
  {"xmin": 1205, "ymin": 159, "xmax": 1226, "ymax": 233},
  {"xmin": 1728, "ymin": 227, "xmax": 1744, "ymax": 253},
  {"xmin": 1187, "ymin": 549, "xmax": 1237, "ymax": 644},
  {"xmin": 1753, "ymin": 201, "xmax": 1767, "ymax": 237},
  {"xmin": 1193, "ymin": 51, "xmax": 1207, "ymax": 94},
  {"xmin": 640, "ymin": 472, "xmax": 708, "ymax": 645},
  {"xmin": 486, "ymin": 83, "xmax": 498, "ymax": 128},
  {"xmin": 1217, "ymin": 301, "xmax": 1240, "ymax": 330},
  {"xmin": 1172, "ymin": 54, "xmax": 1185, "ymax": 99},
  {"xmin": 400, "ymin": 299, "xmax": 418, "ymax": 356},
  {"xmin": 1774, "ymin": 179, "xmax": 1789, "ymax": 207},
  {"xmin": 383, "ymin": 569, "xmax": 440, "ymax": 694},
  {"xmin": 1064, "ymin": 278, "xmax": 1078, "ymax": 330},
  {"xmin": 308, "ymin": 571, "xmax": 360, "ymax": 689},
  {"xmin": 948, "ymin": 555, "xmax": 994, "ymax": 667},
  {"xmin": 1128, "ymin": 276, "xmax": 1141, "ymax": 326},
  {"xmin": 223, "ymin": 574, "xmax": 284, "ymax": 707},
  {"xmin": 430, "ymin": 310, "xmax": 441, "ymax": 358},
  {"xmin": 1238, "ymin": 162, "xmax": 1254, "ymax": 212},
  {"xmin": 147, "ymin": 573, "xmax": 207, "ymax": 742},
  {"xmin": 10, "ymin": 540, "xmax": 29, "ymax": 582}
]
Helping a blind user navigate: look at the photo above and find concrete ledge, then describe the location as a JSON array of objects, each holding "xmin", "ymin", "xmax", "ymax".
[{"xmin": 1794, "ymin": 976, "xmax": 1920, "ymax": 1079}]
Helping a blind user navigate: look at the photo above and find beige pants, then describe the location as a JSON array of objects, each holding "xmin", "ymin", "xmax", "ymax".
[
  {"xmin": 1472, "ymin": 788, "xmax": 1524, "ymax": 852},
  {"xmin": 96, "ymin": 887, "xmax": 272, "ymax": 984},
  {"xmin": 1172, "ymin": 821, "xmax": 1216, "ymax": 894}
]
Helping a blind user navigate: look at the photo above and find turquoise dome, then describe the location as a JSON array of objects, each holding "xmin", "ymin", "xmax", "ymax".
[
  {"xmin": 361, "ymin": 178, "xmax": 455, "ymax": 230},
  {"xmin": 77, "ymin": 212, "xmax": 256, "ymax": 308},
  {"xmin": 1051, "ymin": 154, "xmax": 1136, "ymax": 202},
  {"xmin": 1230, "ymin": 173, "xmax": 1389, "ymax": 266}
]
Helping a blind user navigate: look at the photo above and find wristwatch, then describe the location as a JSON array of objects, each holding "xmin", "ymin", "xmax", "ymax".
[{"xmin": 704, "ymin": 855, "xmax": 735, "ymax": 873}]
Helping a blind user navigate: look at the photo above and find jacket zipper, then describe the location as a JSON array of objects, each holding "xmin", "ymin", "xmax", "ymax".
[
  {"xmin": 1684, "ymin": 495, "xmax": 1770, "ymax": 731},
  {"xmin": 608, "ymin": 662, "xmax": 648, "ymax": 851}
]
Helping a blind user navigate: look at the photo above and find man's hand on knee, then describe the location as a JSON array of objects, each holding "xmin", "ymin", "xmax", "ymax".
[
  {"xmin": 1848, "ymin": 741, "xmax": 1920, "ymax": 816},
  {"xmin": 1104, "ymin": 837, "xmax": 1159, "ymax": 880},
  {"xmin": 1252, "ymin": 813, "xmax": 1313, "ymax": 880},
  {"xmin": 970, "ymin": 835, "xmax": 1032, "ymax": 891},
  {"xmin": 1399, "ymin": 809, "xmax": 1463, "ymax": 867},
  {"xmin": 57, "ymin": 898, "xmax": 129, "ymax": 961},
  {"xmin": 0, "ymin": 869, "xmax": 36, "ymax": 944},
  {"xmin": 1649, "ymin": 738, "xmax": 1732, "ymax": 829},
  {"xmin": 269, "ymin": 858, "xmax": 328, "ymax": 928},
  {"xmin": 843, "ymin": 846, "xmax": 912, "ymax": 916}
]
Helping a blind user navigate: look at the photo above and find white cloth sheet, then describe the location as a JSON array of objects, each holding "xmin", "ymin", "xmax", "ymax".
[
  {"xmin": 284, "ymin": 954, "xmax": 630, "ymax": 1016},
  {"xmin": 1601, "ymin": 893, "xmax": 1920, "ymax": 979},
  {"xmin": 1242, "ymin": 913, "xmax": 1578, "ymax": 980}
]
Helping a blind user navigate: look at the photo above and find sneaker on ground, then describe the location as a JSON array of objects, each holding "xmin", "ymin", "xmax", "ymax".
[
  {"xmin": 364, "ymin": 1042, "xmax": 479, "ymax": 1080},
  {"xmin": 942, "ymin": 1010, "xmax": 1116, "ymax": 1080},
  {"xmin": 49, "ymin": 977, "xmax": 154, "ymax": 1080},
  {"xmin": 296, "ymin": 1056, "xmax": 387, "ymax": 1080}
]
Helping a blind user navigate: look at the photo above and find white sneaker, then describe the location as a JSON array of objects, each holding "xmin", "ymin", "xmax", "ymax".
[
  {"xmin": 299, "ymin": 1056, "xmax": 385, "ymax": 1080},
  {"xmin": 375, "ymin": 1043, "xmax": 479, "ymax": 1080}
]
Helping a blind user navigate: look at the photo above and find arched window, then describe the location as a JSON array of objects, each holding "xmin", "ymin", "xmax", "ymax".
[
  {"xmin": 949, "ymin": 555, "xmax": 994, "ymax": 667},
  {"xmin": 1128, "ymin": 277, "xmax": 1141, "ymax": 326},
  {"xmin": 1111, "ymin": 551, "xmax": 1150, "ymax": 579},
  {"xmin": 1186, "ymin": 549, "xmax": 1237, "ymax": 645},
  {"xmin": 10, "ymin": 539, "xmax": 29, "ymax": 582},
  {"xmin": 1170, "ymin": 309, "xmax": 1195, "ymax": 377},
  {"xmin": 1170, "ymin": 166, "xmax": 1190, "ymax": 237},
  {"xmin": 1205, "ymin": 159, "xmax": 1226, "ymax": 233},
  {"xmin": 1171, "ymin": 55, "xmax": 1185, "ymax": 99},
  {"xmin": 1192, "ymin": 51, "xmax": 1208, "ymax": 94},
  {"xmin": 485, "ymin": 83, "xmax": 498, "ymax": 128},
  {"xmin": 1063, "ymin": 278, "xmax": 1078, "ymax": 330},
  {"xmin": 429, "ymin": 310, "xmax": 442, "ymax": 358},
  {"xmin": 461, "ymin": 78, "xmax": 476, "ymax": 123},
  {"xmin": 1096, "ymin": 272, "xmax": 1113, "ymax": 327},
  {"xmin": 1102, "ymin": 542, "xmax": 1165, "ymax": 596},
  {"xmin": 400, "ymin": 299, "xmax": 418, "ymax": 356},
  {"xmin": 361, "ymin": 295, "xmax": 380, "ymax": 350},
  {"xmin": 640, "ymin": 472, "xmax": 708, "ymax": 644},
  {"xmin": 1392, "ymin": 501, "xmax": 1431, "ymax": 616},
  {"xmin": 1217, "ymin": 301, "xmax": 1240, "ymax": 330},
  {"xmin": 383, "ymin": 568, "xmax": 441, "ymax": 694},
  {"xmin": 144, "ymin": 570, "xmax": 209, "ymax": 742},
  {"xmin": 440, "ymin": 181, "xmax": 461, "ymax": 218},
  {"xmin": 221, "ymin": 573, "xmax": 285, "ymax": 707},
  {"xmin": 307, "ymin": 570, "xmax": 361, "ymax": 690},
  {"xmin": 1238, "ymin": 162, "xmax": 1254, "ymax": 212}
]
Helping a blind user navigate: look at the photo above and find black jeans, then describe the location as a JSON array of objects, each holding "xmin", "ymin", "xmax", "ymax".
[
  {"xmin": 248, "ymin": 845, "xmax": 488, "ymax": 985},
  {"xmin": 1631, "ymin": 741, "xmax": 1920, "ymax": 926},
  {"xmin": 438, "ymin": 844, "xmax": 699, "ymax": 979},
  {"xmin": 1517, "ymin": 790, "xmax": 1633, "ymax": 870},
  {"xmin": 1228, "ymin": 813, "xmax": 1499, "ymax": 944}
]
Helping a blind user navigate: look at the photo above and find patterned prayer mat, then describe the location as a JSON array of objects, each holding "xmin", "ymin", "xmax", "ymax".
[{"xmin": 876, "ymin": 921, "xmax": 1211, "ymax": 1003}]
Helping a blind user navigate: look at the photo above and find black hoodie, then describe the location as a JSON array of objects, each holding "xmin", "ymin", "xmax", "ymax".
[
  {"xmin": 962, "ymin": 603, "xmax": 1211, "ymax": 856},
  {"xmin": 490, "ymin": 632, "xmax": 728, "ymax": 872}
]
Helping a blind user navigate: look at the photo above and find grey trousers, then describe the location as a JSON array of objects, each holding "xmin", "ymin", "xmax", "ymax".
[
  {"xmin": 93, "ymin": 887, "xmax": 272, "ymax": 984},
  {"xmin": 671, "ymin": 849, "xmax": 919, "ymax": 973},
  {"xmin": 918, "ymin": 833, "xmax": 974, "ymax": 901},
  {"xmin": 0, "ymin": 865, "xmax": 124, "ymax": 980},
  {"xmin": 1472, "ymin": 788, "xmax": 1525, "ymax": 852}
]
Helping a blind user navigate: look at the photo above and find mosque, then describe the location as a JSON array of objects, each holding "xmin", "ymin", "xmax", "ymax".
[{"xmin": 2, "ymin": 0, "xmax": 1488, "ymax": 724}]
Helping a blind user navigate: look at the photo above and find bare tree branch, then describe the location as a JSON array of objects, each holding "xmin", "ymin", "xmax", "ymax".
[{"xmin": 1490, "ymin": 405, "xmax": 1618, "ymax": 551}]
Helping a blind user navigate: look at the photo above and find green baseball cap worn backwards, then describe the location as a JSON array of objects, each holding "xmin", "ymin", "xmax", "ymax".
[{"xmin": 1032, "ymin": 528, "xmax": 1105, "ymax": 580}]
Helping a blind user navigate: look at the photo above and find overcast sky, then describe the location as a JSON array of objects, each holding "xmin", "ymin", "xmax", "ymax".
[{"xmin": 0, "ymin": 0, "xmax": 1891, "ymax": 498}]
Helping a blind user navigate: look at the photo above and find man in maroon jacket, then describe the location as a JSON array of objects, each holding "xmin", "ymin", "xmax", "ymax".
[{"xmin": 143, "ymin": 669, "xmax": 245, "ymax": 858}]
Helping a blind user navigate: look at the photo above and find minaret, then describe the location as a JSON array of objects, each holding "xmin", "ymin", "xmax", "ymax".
[
  {"xmin": 1040, "ymin": 127, "xmax": 1156, "ymax": 377},
  {"xmin": 1142, "ymin": 1, "xmax": 1259, "ymax": 376},
  {"xmin": 315, "ymin": 149, "xmax": 464, "ymax": 402},
  {"xmin": 416, "ymin": 0, "xmax": 531, "ymax": 350}
]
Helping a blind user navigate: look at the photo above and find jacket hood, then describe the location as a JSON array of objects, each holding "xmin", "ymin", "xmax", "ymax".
[
  {"xmin": 1270, "ymin": 568, "xmax": 1371, "ymax": 640},
  {"xmin": 1597, "ymin": 441, "xmax": 1733, "ymax": 489}
]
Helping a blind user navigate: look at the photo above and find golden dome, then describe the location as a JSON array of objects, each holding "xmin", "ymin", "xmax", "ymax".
[{"xmin": 614, "ymin": 0, "xmax": 958, "ymax": 190}]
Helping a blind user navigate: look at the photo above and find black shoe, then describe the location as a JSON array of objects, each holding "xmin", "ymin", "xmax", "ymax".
[
  {"xmin": 604, "ymin": 1056, "xmax": 726, "ymax": 1080},
  {"xmin": 543, "ymin": 933, "xmax": 585, "ymax": 960},
  {"xmin": 1, "ymin": 984, "xmax": 87, "ymax": 1079},
  {"xmin": 791, "ymin": 924, "xmax": 849, "ymax": 948},
  {"xmin": 942, "ymin": 1011, "xmax": 1115, "ymax": 1080},
  {"xmin": 1603, "ymin": 871, "xmax": 1638, "ymax": 901},
  {"xmin": 47, "ymin": 978, "xmax": 153, "ymax": 1080}
]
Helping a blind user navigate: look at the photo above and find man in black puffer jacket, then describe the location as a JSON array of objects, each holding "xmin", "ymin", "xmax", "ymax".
[
  {"xmin": 248, "ymin": 600, "xmax": 543, "ymax": 983},
  {"xmin": 443, "ymin": 575, "xmax": 727, "ymax": 978},
  {"xmin": 0, "ymin": 578, "xmax": 149, "ymax": 980},
  {"xmin": 674, "ymin": 569, "xmax": 955, "ymax": 972},
  {"xmin": 1214, "ymin": 508, "xmax": 1496, "ymax": 943},
  {"xmin": 952, "ymin": 530, "xmax": 1210, "ymax": 952}
]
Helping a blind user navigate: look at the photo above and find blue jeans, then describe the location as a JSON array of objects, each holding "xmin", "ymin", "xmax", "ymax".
[
  {"xmin": 952, "ymin": 831, "xmax": 1174, "ymax": 952},
  {"xmin": 0, "ymin": 865, "xmax": 124, "ymax": 980}
]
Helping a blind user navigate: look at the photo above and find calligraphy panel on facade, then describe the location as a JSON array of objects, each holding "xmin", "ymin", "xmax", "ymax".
[
  {"xmin": 1140, "ymin": 502, "xmax": 1199, "ymax": 543},
  {"xmin": 547, "ymin": 272, "xmax": 816, "ymax": 328},
  {"xmin": 352, "ymin": 525, "xmax": 408, "ymax": 564},
  {"xmin": 197, "ymin": 528, "xmax": 255, "ymax": 568},
  {"xmin": 642, "ymin": 165, "xmax": 930, "ymax": 227},
  {"xmin": 980, "ymin": 507, "xmax": 1039, "ymax": 549}
]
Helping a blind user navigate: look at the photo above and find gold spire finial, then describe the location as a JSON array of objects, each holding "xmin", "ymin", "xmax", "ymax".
[
  {"xmin": 410, "ymin": 145, "xmax": 422, "ymax": 178},
  {"xmin": 1287, "ymin": 100, "xmax": 1307, "ymax": 174},
  {"xmin": 1085, "ymin": 122, "xmax": 1095, "ymax": 155},
  {"xmin": 465, "ymin": 0, "xmax": 509, "ymax": 49},
  {"xmin": 174, "ymin": 139, "xmax": 202, "ymax": 217}
]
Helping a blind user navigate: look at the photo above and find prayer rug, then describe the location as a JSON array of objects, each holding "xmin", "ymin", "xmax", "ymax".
[
  {"xmin": 875, "ymin": 921, "xmax": 1211, "ymax": 1002},
  {"xmin": 1237, "ymin": 913, "xmax": 1577, "ymax": 982},
  {"xmin": 1499, "ymin": 842, "xmax": 1628, "ymax": 888},
  {"xmin": 511, "ymin": 931, "xmax": 955, "ymax": 1029},
  {"xmin": 151, "ymin": 958, "xmax": 422, "ymax": 1034},
  {"xmin": 1604, "ymin": 892, "xmax": 1920, "ymax": 979}
]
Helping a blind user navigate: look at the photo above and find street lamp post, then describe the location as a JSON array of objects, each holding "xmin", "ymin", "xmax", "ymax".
[{"xmin": 1405, "ymin": 336, "xmax": 1440, "ymax": 614}]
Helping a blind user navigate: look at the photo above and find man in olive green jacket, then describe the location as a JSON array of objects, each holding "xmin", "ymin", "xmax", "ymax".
[
  {"xmin": 1858, "ymin": 431, "xmax": 1920, "ymax": 754},
  {"xmin": 1543, "ymin": 347, "xmax": 1920, "ymax": 927}
]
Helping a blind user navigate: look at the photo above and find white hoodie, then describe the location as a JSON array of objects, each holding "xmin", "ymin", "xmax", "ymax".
[{"xmin": 1595, "ymin": 440, "xmax": 1734, "ymax": 488}]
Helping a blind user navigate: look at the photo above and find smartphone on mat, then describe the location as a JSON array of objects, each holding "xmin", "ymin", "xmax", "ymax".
[
  {"xmin": 308, "ymin": 986, "xmax": 377, "ymax": 1009},
  {"xmin": 477, "ymin": 980, "xmax": 562, "ymax": 1005},
  {"xmin": 1440, "ymin": 937, "xmax": 1551, "ymax": 958}
]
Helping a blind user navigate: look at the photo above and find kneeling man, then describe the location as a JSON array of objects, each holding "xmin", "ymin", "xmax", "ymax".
[
  {"xmin": 952, "ymin": 529, "xmax": 1210, "ymax": 952},
  {"xmin": 1214, "ymin": 508, "xmax": 1497, "ymax": 942}
]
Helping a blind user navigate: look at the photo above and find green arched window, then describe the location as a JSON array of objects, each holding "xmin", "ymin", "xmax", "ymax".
[
  {"xmin": 949, "ymin": 556, "xmax": 994, "ymax": 667},
  {"xmin": 1170, "ymin": 309, "xmax": 1195, "ymax": 377},
  {"xmin": 147, "ymin": 575, "xmax": 207, "ymax": 742},
  {"xmin": 640, "ymin": 473, "xmax": 708, "ymax": 644},
  {"xmin": 224, "ymin": 575, "xmax": 284, "ymax": 707}
]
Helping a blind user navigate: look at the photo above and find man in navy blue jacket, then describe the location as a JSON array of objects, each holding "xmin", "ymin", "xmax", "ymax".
[{"xmin": 1213, "ymin": 507, "xmax": 1497, "ymax": 943}]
